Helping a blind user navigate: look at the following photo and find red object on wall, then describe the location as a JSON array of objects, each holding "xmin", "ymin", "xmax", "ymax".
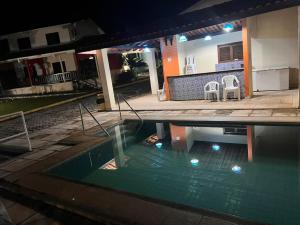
[
  {"xmin": 108, "ymin": 53, "xmax": 123, "ymax": 70},
  {"xmin": 26, "ymin": 58, "xmax": 46, "ymax": 77}
]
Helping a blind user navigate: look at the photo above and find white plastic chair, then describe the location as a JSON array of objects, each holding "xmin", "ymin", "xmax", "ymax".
[
  {"xmin": 221, "ymin": 75, "xmax": 241, "ymax": 101},
  {"xmin": 204, "ymin": 81, "xmax": 220, "ymax": 101},
  {"xmin": 157, "ymin": 83, "xmax": 167, "ymax": 101}
]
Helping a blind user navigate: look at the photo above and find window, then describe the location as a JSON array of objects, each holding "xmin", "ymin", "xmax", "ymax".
[
  {"xmin": 46, "ymin": 32, "xmax": 60, "ymax": 45},
  {"xmin": 17, "ymin": 37, "xmax": 31, "ymax": 50},
  {"xmin": 223, "ymin": 127, "xmax": 247, "ymax": 136},
  {"xmin": 218, "ymin": 42, "xmax": 243, "ymax": 63},
  {"xmin": 52, "ymin": 62, "xmax": 66, "ymax": 74},
  {"xmin": 0, "ymin": 39, "xmax": 10, "ymax": 53}
]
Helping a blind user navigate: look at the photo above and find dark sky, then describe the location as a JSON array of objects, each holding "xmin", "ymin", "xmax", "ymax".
[{"xmin": 0, "ymin": 0, "xmax": 198, "ymax": 35}]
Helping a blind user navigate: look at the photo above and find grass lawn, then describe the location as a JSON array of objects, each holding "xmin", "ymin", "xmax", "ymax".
[{"xmin": 0, "ymin": 95, "xmax": 83, "ymax": 116}]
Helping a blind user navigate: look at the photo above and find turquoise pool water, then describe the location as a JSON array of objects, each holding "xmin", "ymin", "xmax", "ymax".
[{"xmin": 48, "ymin": 121, "xmax": 300, "ymax": 225}]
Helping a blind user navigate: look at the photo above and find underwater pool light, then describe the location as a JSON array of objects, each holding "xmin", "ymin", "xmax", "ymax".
[
  {"xmin": 155, "ymin": 142, "xmax": 163, "ymax": 149},
  {"xmin": 231, "ymin": 165, "xmax": 241, "ymax": 174},
  {"xmin": 212, "ymin": 144, "xmax": 220, "ymax": 151},
  {"xmin": 190, "ymin": 159, "xmax": 199, "ymax": 166}
]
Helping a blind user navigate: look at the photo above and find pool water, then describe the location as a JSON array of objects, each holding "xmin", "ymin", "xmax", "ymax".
[{"xmin": 48, "ymin": 121, "xmax": 300, "ymax": 225}]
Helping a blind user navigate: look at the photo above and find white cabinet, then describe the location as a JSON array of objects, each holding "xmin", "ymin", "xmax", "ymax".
[{"xmin": 252, "ymin": 67, "xmax": 290, "ymax": 91}]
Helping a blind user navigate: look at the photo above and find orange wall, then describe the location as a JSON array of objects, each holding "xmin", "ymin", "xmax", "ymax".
[
  {"xmin": 160, "ymin": 36, "xmax": 180, "ymax": 99},
  {"xmin": 242, "ymin": 19, "xmax": 252, "ymax": 97},
  {"xmin": 170, "ymin": 124, "xmax": 188, "ymax": 152}
]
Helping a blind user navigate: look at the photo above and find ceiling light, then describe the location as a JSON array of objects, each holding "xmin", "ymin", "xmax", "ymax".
[
  {"xmin": 204, "ymin": 35, "xmax": 212, "ymax": 41},
  {"xmin": 179, "ymin": 35, "xmax": 188, "ymax": 43},
  {"xmin": 223, "ymin": 23, "xmax": 234, "ymax": 32}
]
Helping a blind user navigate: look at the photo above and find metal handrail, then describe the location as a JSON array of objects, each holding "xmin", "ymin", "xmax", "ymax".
[
  {"xmin": 117, "ymin": 94, "xmax": 143, "ymax": 122},
  {"xmin": 79, "ymin": 103, "xmax": 110, "ymax": 136},
  {"xmin": 0, "ymin": 111, "xmax": 32, "ymax": 151}
]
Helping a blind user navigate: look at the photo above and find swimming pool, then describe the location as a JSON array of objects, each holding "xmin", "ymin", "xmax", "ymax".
[{"xmin": 48, "ymin": 120, "xmax": 300, "ymax": 225}]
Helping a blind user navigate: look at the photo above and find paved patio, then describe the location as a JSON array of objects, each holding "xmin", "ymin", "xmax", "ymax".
[{"xmin": 120, "ymin": 89, "xmax": 299, "ymax": 110}]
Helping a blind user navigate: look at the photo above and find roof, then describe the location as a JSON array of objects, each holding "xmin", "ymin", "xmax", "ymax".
[{"xmin": 0, "ymin": 0, "xmax": 299, "ymax": 62}]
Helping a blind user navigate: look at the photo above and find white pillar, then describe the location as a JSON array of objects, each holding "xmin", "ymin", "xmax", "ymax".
[
  {"xmin": 113, "ymin": 125, "xmax": 125, "ymax": 168},
  {"xmin": 95, "ymin": 49, "xmax": 117, "ymax": 110},
  {"xmin": 156, "ymin": 123, "xmax": 166, "ymax": 139},
  {"xmin": 58, "ymin": 56, "xmax": 66, "ymax": 82},
  {"xmin": 144, "ymin": 48, "xmax": 159, "ymax": 94}
]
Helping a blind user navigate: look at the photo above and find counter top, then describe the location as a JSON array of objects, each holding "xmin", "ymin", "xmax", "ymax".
[{"xmin": 167, "ymin": 69, "xmax": 244, "ymax": 79}]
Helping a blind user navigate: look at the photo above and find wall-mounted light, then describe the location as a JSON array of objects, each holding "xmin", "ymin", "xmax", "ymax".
[
  {"xmin": 89, "ymin": 56, "xmax": 94, "ymax": 60},
  {"xmin": 179, "ymin": 34, "xmax": 188, "ymax": 43},
  {"xmin": 223, "ymin": 23, "xmax": 234, "ymax": 32},
  {"xmin": 204, "ymin": 35, "xmax": 212, "ymax": 41}
]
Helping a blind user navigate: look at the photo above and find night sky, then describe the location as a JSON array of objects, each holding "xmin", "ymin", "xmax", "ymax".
[{"xmin": 0, "ymin": 0, "xmax": 198, "ymax": 35}]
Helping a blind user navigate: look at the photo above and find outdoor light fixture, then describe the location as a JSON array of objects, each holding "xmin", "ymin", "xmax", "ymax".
[
  {"xmin": 89, "ymin": 56, "xmax": 94, "ymax": 60},
  {"xmin": 155, "ymin": 142, "xmax": 163, "ymax": 149},
  {"xmin": 190, "ymin": 159, "xmax": 199, "ymax": 167},
  {"xmin": 144, "ymin": 47, "xmax": 151, "ymax": 53},
  {"xmin": 223, "ymin": 23, "xmax": 234, "ymax": 32},
  {"xmin": 123, "ymin": 65, "xmax": 130, "ymax": 72},
  {"xmin": 179, "ymin": 35, "xmax": 188, "ymax": 43},
  {"xmin": 212, "ymin": 144, "xmax": 220, "ymax": 151},
  {"xmin": 204, "ymin": 35, "xmax": 212, "ymax": 41},
  {"xmin": 231, "ymin": 165, "xmax": 241, "ymax": 174}
]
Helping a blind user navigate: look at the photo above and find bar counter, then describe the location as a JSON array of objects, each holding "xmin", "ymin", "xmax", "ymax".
[{"xmin": 168, "ymin": 69, "xmax": 244, "ymax": 101}]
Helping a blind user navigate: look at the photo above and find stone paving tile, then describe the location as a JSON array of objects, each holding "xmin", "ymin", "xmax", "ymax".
[
  {"xmin": 250, "ymin": 110, "xmax": 273, "ymax": 117},
  {"xmin": 6, "ymin": 203, "xmax": 36, "ymax": 225},
  {"xmin": 0, "ymin": 197, "xmax": 15, "ymax": 208},
  {"xmin": 199, "ymin": 216, "xmax": 238, "ymax": 225},
  {"xmin": 23, "ymin": 150, "xmax": 55, "ymax": 160},
  {"xmin": 0, "ymin": 158, "xmax": 37, "ymax": 172},
  {"xmin": 272, "ymin": 109, "xmax": 297, "ymax": 117},
  {"xmin": 229, "ymin": 110, "xmax": 252, "ymax": 117},
  {"xmin": 43, "ymin": 145, "xmax": 70, "ymax": 152},
  {"xmin": 19, "ymin": 213, "xmax": 61, "ymax": 225},
  {"xmin": 0, "ymin": 170, "xmax": 11, "ymax": 178},
  {"xmin": 40, "ymin": 134, "xmax": 70, "ymax": 143},
  {"xmin": 162, "ymin": 208, "xmax": 202, "ymax": 225}
]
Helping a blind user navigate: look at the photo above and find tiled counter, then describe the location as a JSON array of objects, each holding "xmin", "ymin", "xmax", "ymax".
[{"xmin": 168, "ymin": 69, "xmax": 244, "ymax": 101}]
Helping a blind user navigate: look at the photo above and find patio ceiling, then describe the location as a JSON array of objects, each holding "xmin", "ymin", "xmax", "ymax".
[
  {"xmin": 184, "ymin": 20, "xmax": 242, "ymax": 41},
  {"xmin": 0, "ymin": 0, "xmax": 298, "ymax": 62}
]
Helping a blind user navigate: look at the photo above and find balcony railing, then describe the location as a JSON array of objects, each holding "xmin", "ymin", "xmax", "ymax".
[{"xmin": 36, "ymin": 71, "xmax": 81, "ymax": 84}]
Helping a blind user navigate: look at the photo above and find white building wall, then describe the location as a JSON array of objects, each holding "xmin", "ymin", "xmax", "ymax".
[
  {"xmin": 0, "ymin": 23, "xmax": 74, "ymax": 51},
  {"xmin": 177, "ymin": 31, "xmax": 242, "ymax": 74},
  {"xmin": 192, "ymin": 127, "xmax": 247, "ymax": 144},
  {"xmin": 45, "ymin": 53, "xmax": 77, "ymax": 74},
  {"xmin": 250, "ymin": 7, "xmax": 298, "ymax": 70}
]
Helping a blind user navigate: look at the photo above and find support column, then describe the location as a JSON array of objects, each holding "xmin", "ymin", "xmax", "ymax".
[
  {"xmin": 242, "ymin": 18, "xmax": 253, "ymax": 97},
  {"xmin": 144, "ymin": 48, "xmax": 159, "ymax": 94},
  {"xmin": 58, "ymin": 56, "xmax": 66, "ymax": 82},
  {"xmin": 95, "ymin": 49, "xmax": 116, "ymax": 110},
  {"xmin": 156, "ymin": 123, "xmax": 166, "ymax": 139},
  {"xmin": 160, "ymin": 36, "xmax": 180, "ymax": 100},
  {"xmin": 113, "ymin": 125, "xmax": 125, "ymax": 168}
]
